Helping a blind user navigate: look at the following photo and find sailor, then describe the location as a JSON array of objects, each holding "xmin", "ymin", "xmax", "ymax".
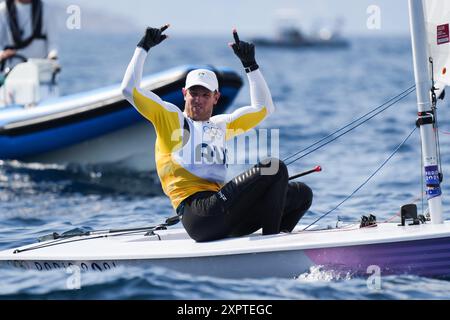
[
  {"xmin": 121, "ymin": 25, "xmax": 313, "ymax": 242},
  {"xmin": 0, "ymin": 0, "xmax": 58, "ymax": 75}
]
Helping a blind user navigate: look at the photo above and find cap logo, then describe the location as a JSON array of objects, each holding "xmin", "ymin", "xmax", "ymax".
[{"xmin": 186, "ymin": 69, "xmax": 218, "ymax": 91}]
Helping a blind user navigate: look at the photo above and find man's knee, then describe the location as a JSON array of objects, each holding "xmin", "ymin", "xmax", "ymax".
[
  {"xmin": 302, "ymin": 184, "xmax": 313, "ymax": 210},
  {"xmin": 291, "ymin": 182, "xmax": 313, "ymax": 210},
  {"xmin": 304, "ymin": 184, "xmax": 314, "ymax": 210}
]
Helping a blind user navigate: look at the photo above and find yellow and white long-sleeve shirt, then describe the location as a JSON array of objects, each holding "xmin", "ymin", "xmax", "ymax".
[{"xmin": 121, "ymin": 47, "xmax": 275, "ymax": 210}]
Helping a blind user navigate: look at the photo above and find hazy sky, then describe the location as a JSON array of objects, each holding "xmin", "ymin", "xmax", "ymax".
[{"xmin": 46, "ymin": 0, "xmax": 410, "ymax": 36}]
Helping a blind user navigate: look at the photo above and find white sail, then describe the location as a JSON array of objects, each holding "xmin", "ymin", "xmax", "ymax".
[{"xmin": 424, "ymin": 0, "xmax": 450, "ymax": 96}]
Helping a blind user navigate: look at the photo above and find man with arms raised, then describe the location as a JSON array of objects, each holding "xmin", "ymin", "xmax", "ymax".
[{"xmin": 121, "ymin": 25, "xmax": 313, "ymax": 242}]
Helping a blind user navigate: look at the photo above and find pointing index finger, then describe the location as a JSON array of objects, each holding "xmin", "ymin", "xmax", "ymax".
[
  {"xmin": 233, "ymin": 28, "xmax": 240, "ymax": 46},
  {"xmin": 160, "ymin": 24, "xmax": 170, "ymax": 32}
]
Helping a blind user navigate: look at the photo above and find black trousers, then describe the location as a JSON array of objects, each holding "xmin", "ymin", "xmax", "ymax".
[{"xmin": 181, "ymin": 158, "xmax": 313, "ymax": 242}]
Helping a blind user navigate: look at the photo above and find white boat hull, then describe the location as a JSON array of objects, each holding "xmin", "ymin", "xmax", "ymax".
[
  {"xmin": 2, "ymin": 222, "xmax": 450, "ymax": 279},
  {"xmin": 24, "ymin": 121, "xmax": 157, "ymax": 172}
]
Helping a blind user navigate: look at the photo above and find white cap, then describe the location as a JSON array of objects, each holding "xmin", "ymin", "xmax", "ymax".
[{"xmin": 185, "ymin": 69, "xmax": 219, "ymax": 92}]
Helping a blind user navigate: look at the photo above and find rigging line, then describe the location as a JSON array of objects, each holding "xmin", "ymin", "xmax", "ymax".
[
  {"xmin": 283, "ymin": 85, "xmax": 416, "ymax": 164},
  {"xmin": 303, "ymin": 126, "xmax": 418, "ymax": 231},
  {"xmin": 285, "ymin": 86, "xmax": 416, "ymax": 166},
  {"xmin": 435, "ymin": 109, "xmax": 444, "ymax": 180},
  {"xmin": 420, "ymin": 131, "xmax": 424, "ymax": 215},
  {"xmin": 14, "ymin": 234, "xmax": 108, "ymax": 254},
  {"xmin": 14, "ymin": 227, "xmax": 165, "ymax": 254},
  {"xmin": 285, "ymin": 87, "xmax": 416, "ymax": 166},
  {"xmin": 438, "ymin": 128, "xmax": 450, "ymax": 135},
  {"xmin": 430, "ymin": 58, "xmax": 443, "ymax": 183},
  {"xmin": 16, "ymin": 225, "xmax": 171, "ymax": 254}
]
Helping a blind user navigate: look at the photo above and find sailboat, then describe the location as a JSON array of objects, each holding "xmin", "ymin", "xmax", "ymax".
[{"xmin": 1, "ymin": 0, "xmax": 450, "ymax": 279}]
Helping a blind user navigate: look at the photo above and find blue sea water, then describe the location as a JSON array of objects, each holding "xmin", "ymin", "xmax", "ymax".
[{"xmin": 1, "ymin": 32, "xmax": 450, "ymax": 300}]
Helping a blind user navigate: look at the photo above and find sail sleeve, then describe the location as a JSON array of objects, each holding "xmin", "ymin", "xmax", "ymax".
[{"xmin": 424, "ymin": 0, "xmax": 450, "ymax": 97}]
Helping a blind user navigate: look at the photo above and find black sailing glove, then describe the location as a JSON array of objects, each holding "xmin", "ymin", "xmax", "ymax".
[
  {"xmin": 137, "ymin": 25, "xmax": 169, "ymax": 52},
  {"xmin": 230, "ymin": 29, "xmax": 259, "ymax": 73}
]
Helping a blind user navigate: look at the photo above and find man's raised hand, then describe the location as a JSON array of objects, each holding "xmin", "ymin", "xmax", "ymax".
[
  {"xmin": 138, "ymin": 24, "xmax": 170, "ymax": 52},
  {"xmin": 229, "ymin": 28, "xmax": 258, "ymax": 72}
]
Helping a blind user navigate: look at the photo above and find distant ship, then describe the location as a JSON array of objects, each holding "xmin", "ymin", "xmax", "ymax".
[
  {"xmin": 252, "ymin": 10, "xmax": 350, "ymax": 49},
  {"xmin": 253, "ymin": 26, "xmax": 349, "ymax": 48}
]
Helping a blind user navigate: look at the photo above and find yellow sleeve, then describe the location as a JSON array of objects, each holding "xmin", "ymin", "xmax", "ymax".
[
  {"xmin": 132, "ymin": 88, "xmax": 184, "ymax": 154},
  {"xmin": 223, "ymin": 69, "xmax": 274, "ymax": 140},
  {"xmin": 121, "ymin": 47, "xmax": 184, "ymax": 154},
  {"xmin": 225, "ymin": 107, "xmax": 268, "ymax": 140}
]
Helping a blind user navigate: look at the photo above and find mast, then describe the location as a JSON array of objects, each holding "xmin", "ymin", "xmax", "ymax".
[{"xmin": 408, "ymin": 0, "xmax": 443, "ymax": 224}]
